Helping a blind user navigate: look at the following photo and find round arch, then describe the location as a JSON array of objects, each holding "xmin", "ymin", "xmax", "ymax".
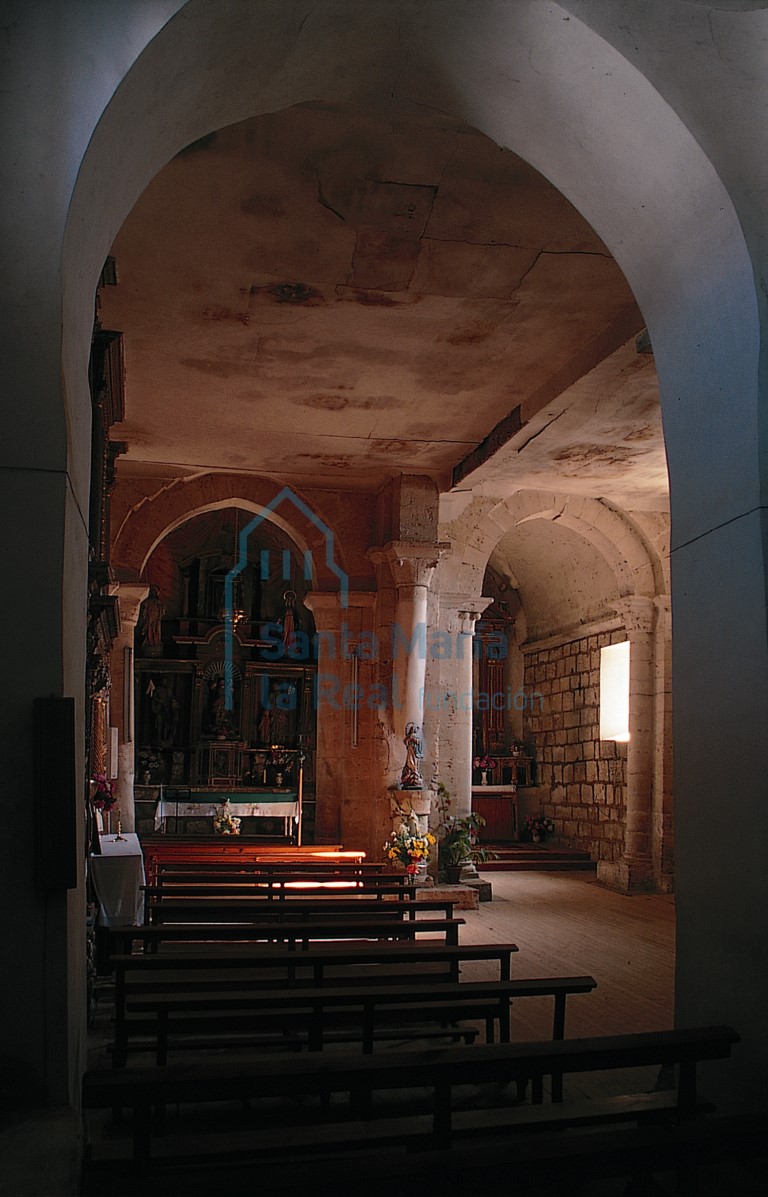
[
  {"xmin": 63, "ymin": 0, "xmax": 758, "ymax": 551},
  {"xmin": 52, "ymin": 0, "xmax": 768, "ymax": 1110},
  {"xmin": 113, "ymin": 474, "xmax": 351, "ymax": 593},
  {"xmin": 440, "ymin": 491, "xmax": 665, "ymax": 611}
]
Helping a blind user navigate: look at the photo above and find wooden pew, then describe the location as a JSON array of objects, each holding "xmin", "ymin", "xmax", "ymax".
[
  {"xmin": 145, "ymin": 895, "xmax": 458, "ymax": 926},
  {"xmin": 82, "ymin": 1024, "xmax": 740, "ymax": 1172},
  {"xmin": 112, "ymin": 915, "xmax": 466, "ymax": 954},
  {"xmin": 154, "ymin": 860, "xmax": 384, "ymax": 874},
  {"xmin": 149, "ymin": 872, "xmax": 407, "ymax": 897},
  {"xmin": 121, "ymin": 977, "xmax": 523, "ymax": 1061},
  {"xmin": 143, "ymin": 882, "xmax": 412, "ymax": 907},
  {"xmin": 119, "ymin": 974, "xmax": 596, "ymax": 1063},
  {"xmin": 112, "ymin": 941, "xmax": 521, "ymax": 991},
  {"xmin": 142, "ymin": 841, "xmax": 367, "ymax": 884},
  {"xmin": 111, "ymin": 941, "xmax": 521, "ymax": 1066}
]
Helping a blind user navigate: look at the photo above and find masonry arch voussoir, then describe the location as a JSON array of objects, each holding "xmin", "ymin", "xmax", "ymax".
[
  {"xmin": 113, "ymin": 474, "xmax": 350, "ymax": 593},
  {"xmin": 443, "ymin": 491, "xmax": 662, "ymax": 605}
]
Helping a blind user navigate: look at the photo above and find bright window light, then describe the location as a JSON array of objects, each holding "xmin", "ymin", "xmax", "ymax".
[{"xmin": 600, "ymin": 641, "xmax": 630, "ymax": 742}]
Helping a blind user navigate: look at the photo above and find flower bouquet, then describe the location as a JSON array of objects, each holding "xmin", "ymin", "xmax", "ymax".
[
  {"xmin": 524, "ymin": 815, "xmax": 555, "ymax": 842},
  {"xmin": 138, "ymin": 748, "xmax": 163, "ymax": 783},
  {"xmin": 473, "ymin": 754, "xmax": 497, "ymax": 785},
  {"xmin": 212, "ymin": 799, "xmax": 241, "ymax": 836},
  {"xmin": 472, "ymin": 755, "xmax": 497, "ymax": 772},
  {"xmin": 90, "ymin": 773, "xmax": 115, "ymax": 812},
  {"xmin": 383, "ymin": 823, "xmax": 436, "ymax": 876}
]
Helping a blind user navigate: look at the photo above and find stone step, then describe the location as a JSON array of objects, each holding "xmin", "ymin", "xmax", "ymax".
[
  {"xmin": 424, "ymin": 884, "xmax": 481, "ymax": 909},
  {"xmin": 478, "ymin": 843, "xmax": 597, "ymax": 874},
  {"xmin": 481, "ymin": 859, "xmax": 596, "ymax": 873}
]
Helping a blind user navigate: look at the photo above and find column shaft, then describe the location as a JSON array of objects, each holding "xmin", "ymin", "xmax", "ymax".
[{"xmin": 109, "ymin": 584, "xmax": 148, "ymax": 832}]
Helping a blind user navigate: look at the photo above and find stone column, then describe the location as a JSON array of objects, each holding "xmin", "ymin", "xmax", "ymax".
[
  {"xmin": 430, "ymin": 594, "xmax": 494, "ymax": 883},
  {"xmin": 369, "ymin": 542, "xmax": 447, "ymax": 870},
  {"xmin": 369, "ymin": 543, "xmax": 447, "ymax": 784},
  {"xmin": 109, "ymin": 583, "xmax": 148, "ymax": 833},
  {"xmin": 433, "ymin": 594, "xmax": 493, "ymax": 820},
  {"xmin": 598, "ymin": 596, "xmax": 656, "ymax": 892}
]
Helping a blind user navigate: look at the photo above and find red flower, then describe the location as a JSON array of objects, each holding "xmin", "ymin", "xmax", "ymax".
[{"xmin": 91, "ymin": 773, "xmax": 115, "ymax": 812}]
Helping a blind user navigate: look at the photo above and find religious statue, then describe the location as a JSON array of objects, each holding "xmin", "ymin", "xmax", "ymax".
[
  {"xmin": 401, "ymin": 721, "xmax": 424, "ymax": 790},
  {"xmin": 206, "ymin": 676, "xmax": 235, "ymax": 739},
  {"xmin": 282, "ymin": 589, "xmax": 298, "ymax": 654},
  {"xmin": 258, "ymin": 680, "xmax": 295, "ymax": 745},
  {"xmin": 138, "ymin": 585, "xmax": 164, "ymax": 656},
  {"xmin": 150, "ymin": 675, "xmax": 179, "ymax": 749}
]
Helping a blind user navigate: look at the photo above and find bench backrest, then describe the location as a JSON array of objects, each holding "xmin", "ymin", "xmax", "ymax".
[
  {"xmin": 114, "ymin": 915, "xmax": 465, "ymax": 950},
  {"xmin": 112, "ymin": 940, "xmax": 517, "ymax": 977},
  {"xmin": 86, "ymin": 1025, "xmax": 740, "ymax": 1105},
  {"xmin": 145, "ymin": 897, "xmax": 455, "ymax": 923}
]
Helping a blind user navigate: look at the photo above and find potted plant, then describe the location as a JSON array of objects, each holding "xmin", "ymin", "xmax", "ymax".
[{"xmin": 440, "ymin": 812, "xmax": 497, "ymax": 882}]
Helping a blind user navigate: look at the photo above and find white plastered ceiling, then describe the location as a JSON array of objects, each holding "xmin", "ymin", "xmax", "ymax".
[{"xmin": 102, "ymin": 102, "xmax": 667, "ymax": 512}]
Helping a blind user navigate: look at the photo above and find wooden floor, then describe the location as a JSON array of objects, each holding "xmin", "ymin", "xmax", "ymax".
[
  {"xmin": 89, "ymin": 869, "xmax": 675, "ymax": 1088},
  {"xmin": 456, "ymin": 869, "xmax": 675, "ymax": 1100},
  {"xmin": 462, "ymin": 869, "xmax": 674, "ymax": 1030},
  {"xmin": 85, "ymin": 872, "xmax": 768, "ymax": 1196}
]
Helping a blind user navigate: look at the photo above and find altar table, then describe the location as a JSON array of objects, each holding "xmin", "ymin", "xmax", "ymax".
[
  {"xmin": 471, "ymin": 786, "xmax": 519, "ymax": 841},
  {"xmin": 90, "ymin": 833, "xmax": 146, "ymax": 927},
  {"xmin": 154, "ymin": 793, "xmax": 299, "ymax": 835}
]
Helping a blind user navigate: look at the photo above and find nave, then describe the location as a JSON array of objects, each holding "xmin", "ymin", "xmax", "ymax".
[{"xmin": 80, "ymin": 866, "xmax": 764, "ymax": 1197}]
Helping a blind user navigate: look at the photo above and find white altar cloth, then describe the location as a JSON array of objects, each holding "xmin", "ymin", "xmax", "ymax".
[
  {"xmin": 90, "ymin": 833, "xmax": 146, "ymax": 927},
  {"xmin": 154, "ymin": 799, "xmax": 299, "ymax": 831}
]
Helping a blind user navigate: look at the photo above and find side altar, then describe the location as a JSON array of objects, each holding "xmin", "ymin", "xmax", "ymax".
[{"xmin": 471, "ymin": 785, "xmax": 519, "ymax": 841}]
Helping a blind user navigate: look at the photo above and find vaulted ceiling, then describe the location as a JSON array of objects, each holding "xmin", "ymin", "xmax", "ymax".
[{"xmin": 102, "ymin": 101, "xmax": 667, "ymax": 509}]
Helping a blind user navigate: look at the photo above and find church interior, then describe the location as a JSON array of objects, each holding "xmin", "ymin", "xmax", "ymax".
[{"xmin": 2, "ymin": 2, "xmax": 768, "ymax": 1193}]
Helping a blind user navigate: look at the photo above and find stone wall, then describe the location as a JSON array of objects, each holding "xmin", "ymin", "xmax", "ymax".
[{"xmin": 523, "ymin": 626, "xmax": 628, "ymax": 862}]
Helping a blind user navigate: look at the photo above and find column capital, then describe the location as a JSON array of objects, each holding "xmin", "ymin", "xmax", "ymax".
[
  {"xmin": 303, "ymin": 591, "xmax": 343, "ymax": 629},
  {"xmin": 438, "ymin": 593, "xmax": 494, "ymax": 634},
  {"xmin": 368, "ymin": 541, "xmax": 450, "ymax": 589},
  {"xmin": 304, "ymin": 590, "xmax": 375, "ymax": 629},
  {"xmin": 613, "ymin": 595, "xmax": 656, "ymax": 635},
  {"xmin": 115, "ymin": 582, "xmax": 150, "ymax": 629}
]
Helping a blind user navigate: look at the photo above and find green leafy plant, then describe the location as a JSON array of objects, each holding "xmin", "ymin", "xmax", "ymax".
[
  {"xmin": 439, "ymin": 812, "xmax": 497, "ymax": 868},
  {"xmin": 434, "ymin": 782, "xmax": 498, "ymax": 877}
]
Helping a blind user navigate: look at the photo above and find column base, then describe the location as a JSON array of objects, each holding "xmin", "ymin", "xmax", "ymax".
[
  {"xmin": 597, "ymin": 855, "xmax": 657, "ymax": 894},
  {"xmin": 455, "ymin": 861, "xmax": 493, "ymax": 901},
  {"xmin": 462, "ymin": 877, "xmax": 493, "ymax": 902}
]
